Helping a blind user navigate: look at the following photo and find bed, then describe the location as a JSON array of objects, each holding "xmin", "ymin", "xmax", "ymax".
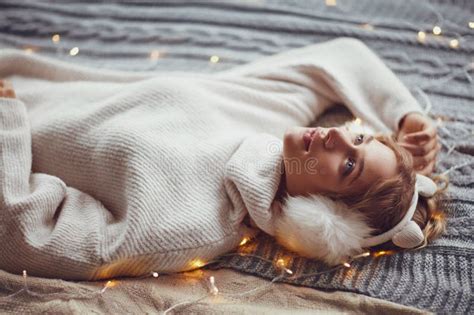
[{"xmin": 0, "ymin": 0, "xmax": 472, "ymax": 314}]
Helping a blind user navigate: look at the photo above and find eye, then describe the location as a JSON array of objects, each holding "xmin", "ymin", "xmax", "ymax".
[
  {"xmin": 343, "ymin": 157, "xmax": 356, "ymax": 176},
  {"xmin": 355, "ymin": 134, "xmax": 364, "ymax": 145}
]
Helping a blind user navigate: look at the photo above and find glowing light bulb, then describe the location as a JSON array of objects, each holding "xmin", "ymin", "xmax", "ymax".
[
  {"xmin": 469, "ymin": 22, "xmax": 474, "ymax": 29},
  {"xmin": 190, "ymin": 259, "xmax": 206, "ymax": 269},
  {"xmin": 22, "ymin": 270, "xmax": 29, "ymax": 289},
  {"xmin": 69, "ymin": 47, "xmax": 79, "ymax": 56},
  {"xmin": 100, "ymin": 280, "xmax": 117, "ymax": 293},
  {"xmin": 209, "ymin": 276, "xmax": 219, "ymax": 295},
  {"xmin": 239, "ymin": 237, "xmax": 250, "ymax": 246},
  {"xmin": 210, "ymin": 55, "xmax": 220, "ymax": 63},
  {"xmin": 52, "ymin": 34, "xmax": 60, "ymax": 43},
  {"xmin": 374, "ymin": 250, "xmax": 392, "ymax": 257},
  {"xmin": 238, "ymin": 240, "xmax": 257, "ymax": 254},
  {"xmin": 275, "ymin": 258, "xmax": 293, "ymax": 274},
  {"xmin": 360, "ymin": 23, "xmax": 374, "ymax": 31},
  {"xmin": 343, "ymin": 262, "xmax": 351, "ymax": 268},
  {"xmin": 150, "ymin": 50, "xmax": 161, "ymax": 60},
  {"xmin": 325, "ymin": 0, "xmax": 337, "ymax": 6},
  {"xmin": 432, "ymin": 26, "xmax": 442, "ymax": 35},
  {"xmin": 449, "ymin": 39, "xmax": 459, "ymax": 49},
  {"xmin": 353, "ymin": 251, "xmax": 372, "ymax": 259},
  {"xmin": 417, "ymin": 31, "xmax": 426, "ymax": 42},
  {"xmin": 152, "ymin": 272, "xmax": 159, "ymax": 278},
  {"xmin": 276, "ymin": 258, "xmax": 286, "ymax": 268}
]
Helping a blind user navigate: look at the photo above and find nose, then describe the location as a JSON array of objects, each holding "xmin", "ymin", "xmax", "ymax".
[{"xmin": 324, "ymin": 127, "xmax": 353, "ymax": 151}]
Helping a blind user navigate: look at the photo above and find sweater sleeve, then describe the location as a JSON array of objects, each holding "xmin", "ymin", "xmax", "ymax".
[
  {"xmin": 217, "ymin": 37, "xmax": 424, "ymax": 133},
  {"xmin": 0, "ymin": 97, "xmax": 107, "ymax": 280}
]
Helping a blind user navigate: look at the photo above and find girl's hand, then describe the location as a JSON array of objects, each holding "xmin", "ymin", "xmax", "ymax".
[
  {"xmin": 0, "ymin": 80, "xmax": 16, "ymax": 98},
  {"xmin": 396, "ymin": 112, "xmax": 440, "ymax": 175}
]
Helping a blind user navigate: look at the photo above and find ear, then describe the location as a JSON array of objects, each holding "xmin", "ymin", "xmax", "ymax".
[
  {"xmin": 416, "ymin": 174, "xmax": 437, "ymax": 197},
  {"xmin": 274, "ymin": 195, "xmax": 373, "ymax": 266}
]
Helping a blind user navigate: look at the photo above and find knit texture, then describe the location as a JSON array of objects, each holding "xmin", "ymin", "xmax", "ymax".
[
  {"xmin": 0, "ymin": 0, "xmax": 472, "ymax": 313},
  {"xmin": 0, "ymin": 38, "xmax": 422, "ymax": 281}
]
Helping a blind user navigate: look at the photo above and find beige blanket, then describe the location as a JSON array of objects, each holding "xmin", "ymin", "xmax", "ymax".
[{"xmin": 0, "ymin": 268, "xmax": 429, "ymax": 314}]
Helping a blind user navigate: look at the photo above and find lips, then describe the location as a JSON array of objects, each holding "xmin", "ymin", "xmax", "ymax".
[
  {"xmin": 303, "ymin": 127, "xmax": 329, "ymax": 152},
  {"xmin": 303, "ymin": 129, "xmax": 315, "ymax": 151}
]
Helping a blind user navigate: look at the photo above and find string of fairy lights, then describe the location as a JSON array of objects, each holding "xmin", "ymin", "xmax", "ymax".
[
  {"xmin": 18, "ymin": 0, "xmax": 473, "ymax": 61},
  {"xmin": 326, "ymin": 0, "xmax": 473, "ymax": 50},
  {"xmin": 1, "ymin": 0, "xmax": 473, "ymax": 313},
  {"xmin": 0, "ymin": 236, "xmax": 418, "ymax": 314}
]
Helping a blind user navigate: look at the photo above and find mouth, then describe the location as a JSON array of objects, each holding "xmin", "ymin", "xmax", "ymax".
[
  {"xmin": 303, "ymin": 129, "xmax": 315, "ymax": 151},
  {"xmin": 303, "ymin": 128, "xmax": 326, "ymax": 152}
]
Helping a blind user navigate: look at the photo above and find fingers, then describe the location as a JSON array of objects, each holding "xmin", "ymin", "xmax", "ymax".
[
  {"xmin": 404, "ymin": 125, "xmax": 437, "ymax": 144},
  {"xmin": 412, "ymin": 142, "xmax": 441, "ymax": 172},
  {"xmin": 398, "ymin": 115, "xmax": 440, "ymax": 176},
  {"xmin": 400, "ymin": 136, "xmax": 437, "ymax": 156},
  {"xmin": 413, "ymin": 148, "xmax": 436, "ymax": 168},
  {"xmin": 417, "ymin": 159, "xmax": 436, "ymax": 176}
]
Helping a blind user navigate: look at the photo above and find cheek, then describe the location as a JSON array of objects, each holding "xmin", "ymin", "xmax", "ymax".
[
  {"xmin": 309, "ymin": 154, "xmax": 342, "ymax": 190},
  {"xmin": 285, "ymin": 150, "xmax": 344, "ymax": 195}
]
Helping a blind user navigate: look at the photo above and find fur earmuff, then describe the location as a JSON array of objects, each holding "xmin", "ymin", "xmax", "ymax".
[{"xmin": 274, "ymin": 194, "xmax": 373, "ymax": 266}]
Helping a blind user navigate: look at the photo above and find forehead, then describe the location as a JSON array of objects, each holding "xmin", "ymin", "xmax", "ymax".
[{"xmin": 356, "ymin": 139, "xmax": 398, "ymax": 190}]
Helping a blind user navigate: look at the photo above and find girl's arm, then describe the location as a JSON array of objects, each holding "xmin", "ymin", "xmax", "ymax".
[
  {"xmin": 217, "ymin": 37, "xmax": 424, "ymax": 134},
  {"xmin": 217, "ymin": 38, "xmax": 439, "ymax": 173},
  {"xmin": 0, "ymin": 83, "xmax": 108, "ymax": 280}
]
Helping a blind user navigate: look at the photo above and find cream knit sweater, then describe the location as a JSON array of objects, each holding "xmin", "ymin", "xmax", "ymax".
[{"xmin": 0, "ymin": 38, "xmax": 422, "ymax": 280}]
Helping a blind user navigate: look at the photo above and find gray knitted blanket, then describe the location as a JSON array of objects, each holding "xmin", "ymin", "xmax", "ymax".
[{"xmin": 0, "ymin": 0, "xmax": 472, "ymax": 313}]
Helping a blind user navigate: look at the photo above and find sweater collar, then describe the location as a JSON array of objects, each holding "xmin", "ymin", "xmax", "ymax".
[{"xmin": 224, "ymin": 133, "xmax": 284, "ymax": 236}]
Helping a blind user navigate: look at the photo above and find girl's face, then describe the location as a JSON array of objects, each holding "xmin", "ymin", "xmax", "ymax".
[{"xmin": 283, "ymin": 126, "xmax": 398, "ymax": 197}]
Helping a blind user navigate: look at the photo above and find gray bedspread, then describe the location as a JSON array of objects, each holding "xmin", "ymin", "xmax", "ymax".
[{"xmin": 0, "ymin": 0, "xmax": 472, "ymax": 313}]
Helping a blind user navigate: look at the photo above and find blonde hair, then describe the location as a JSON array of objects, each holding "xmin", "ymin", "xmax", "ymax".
[{"xmin": 332, "ymin": 134, "xmax": 448, "ymax": 248}]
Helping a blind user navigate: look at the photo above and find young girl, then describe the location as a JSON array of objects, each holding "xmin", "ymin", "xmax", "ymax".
[
  {"xmin": 273, "ymin": 126, "xmax": 446, "ymax": 264},
  {"xmin": 0, "ymin": 38, "xmax": 444, "ymax": 280}
]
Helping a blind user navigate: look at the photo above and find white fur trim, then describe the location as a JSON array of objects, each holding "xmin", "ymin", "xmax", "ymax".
[{"xmin": 274, "ymin": 195, "xmax": 373, "ymax": 266}]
